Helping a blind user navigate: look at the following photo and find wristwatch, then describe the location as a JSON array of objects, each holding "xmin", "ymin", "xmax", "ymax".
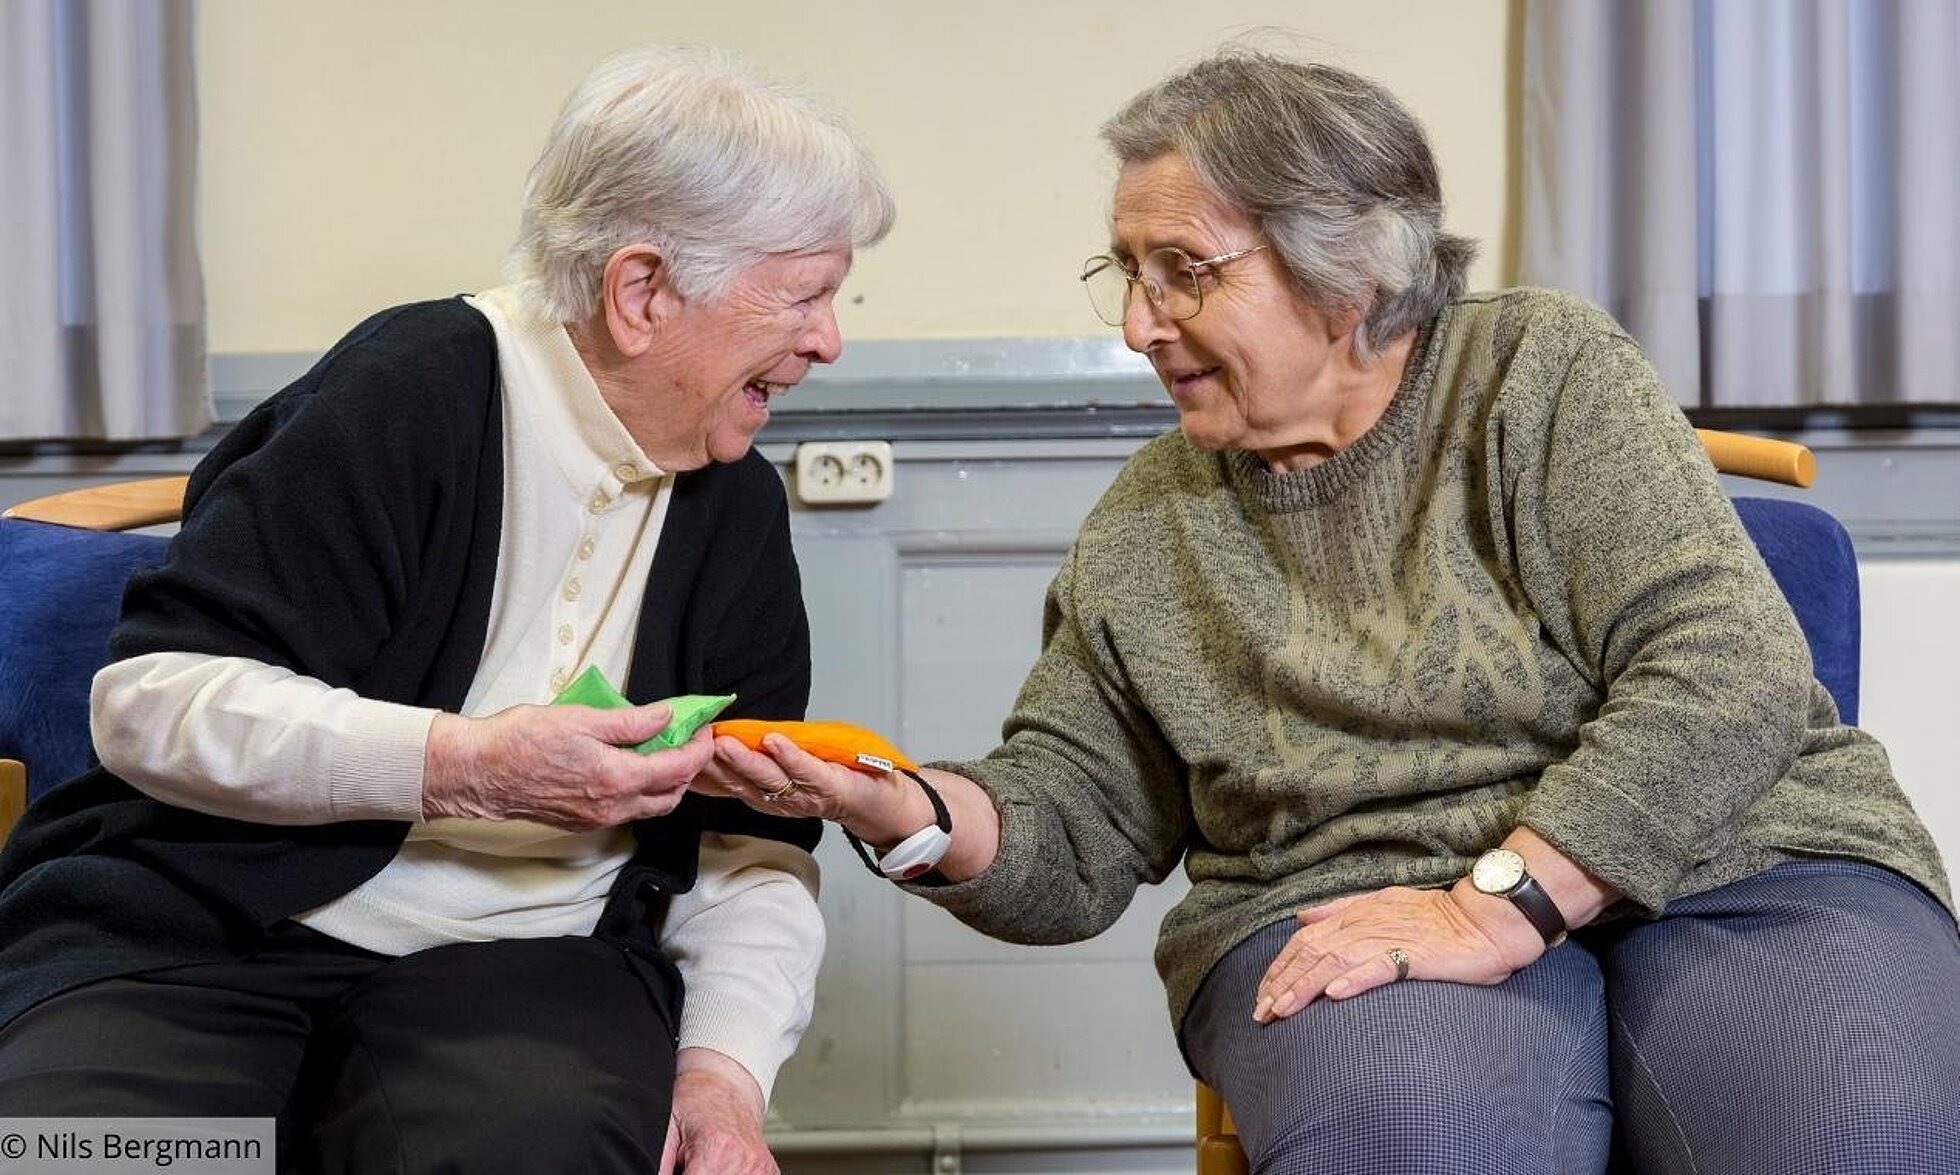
[
  {"xmin": 844, "ymin": 769, "xmax": 953, "ymax": 881},
  {"xmin": 1469, "ymin": 848, "xmax": 1568, "ymax": 946}
]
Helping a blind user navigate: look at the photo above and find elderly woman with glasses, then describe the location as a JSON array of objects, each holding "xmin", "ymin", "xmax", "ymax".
[{"xmin": 707, "ymin": 48, "xmax": 1960, "ymax": 1173}]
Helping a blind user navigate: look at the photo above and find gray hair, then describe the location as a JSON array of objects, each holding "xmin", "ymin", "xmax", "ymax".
[
  {"xmin": 1101, "ymin": 50, "xmax": 1475, "ymax": 361},
  {"xmin": 507, "ymin": 45, "xmax": 895, "ymax": 323}
]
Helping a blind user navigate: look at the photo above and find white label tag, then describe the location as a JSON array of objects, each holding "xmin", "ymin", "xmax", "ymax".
[{"xmin": 855, "ymin": 753, "xmax": 895, "ymax": 773}]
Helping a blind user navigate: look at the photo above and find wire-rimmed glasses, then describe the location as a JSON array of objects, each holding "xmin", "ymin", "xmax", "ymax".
[{"xmin": 1079, "ymin": 244, "xmax": 1268, "ymax": 327}]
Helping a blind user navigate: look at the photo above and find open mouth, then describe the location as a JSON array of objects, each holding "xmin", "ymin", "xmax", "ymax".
[{"xmin": 743, "ymin": 379, "xmax": 790, "ymax": 410}]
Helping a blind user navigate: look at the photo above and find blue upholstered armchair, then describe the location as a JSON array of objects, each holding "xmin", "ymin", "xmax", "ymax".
[
  {"xmin": 0, "ymin": 478, "xmax": 183, "ymax": 842},
  {"xmin": 1732, "ymin": 496, "xmax": 1861, "ymax": 724}
]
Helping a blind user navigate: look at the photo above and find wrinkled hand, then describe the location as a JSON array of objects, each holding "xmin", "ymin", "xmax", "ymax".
[
  {"xmin": 697, "ymin": 732, "xmax": 887, "ymax": 827},
  {"xmin": 1253, "ymin": 885, "xmax": 1545, "ymax": 1023},
  {"xmin": 422, "ymin": 703, "xmax": 714, "ymax": 830},
  {"xmin": 659, "ymin": 1053, "xmax": 775, "ymax": 1175},
  {"xmin": 702, "ymin": 738, "xmax": 997, "ymax": 882}
]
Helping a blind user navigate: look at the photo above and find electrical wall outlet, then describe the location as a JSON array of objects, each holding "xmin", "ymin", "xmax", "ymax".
[{"xmin": 794, "ymin": 441, "xmax": 895, "ymax": 505}]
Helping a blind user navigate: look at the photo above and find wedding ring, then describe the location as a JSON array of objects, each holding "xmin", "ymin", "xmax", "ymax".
[
  {"xmin": 760, "ymin": 777, "xmax": 798, "ymax": 803},
  {"xmin": 1385, "ymin": 946, "xmax": 1410, "ymax": 982}
]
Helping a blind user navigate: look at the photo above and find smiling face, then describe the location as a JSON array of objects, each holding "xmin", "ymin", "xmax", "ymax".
[
  {"xmin": 1110, "ymin": 153, "xmax": 1362, "ymax": 467},
  {"xmin": 634, "ymin": 248, "xmax": 853, "ymax": 469}
]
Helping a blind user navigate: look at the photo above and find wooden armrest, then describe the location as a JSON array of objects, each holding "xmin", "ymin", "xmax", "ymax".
[
  {"xmin": 0, "ymin": 758, "xmax": 25, "ymax": 845},
  {"xmin": 1695, "ymin": 429, "xmax": 1815, "ymax": 488},
  {"xmin": 3, "ymin": 475, "xmax": 189, "ymax": 531}
]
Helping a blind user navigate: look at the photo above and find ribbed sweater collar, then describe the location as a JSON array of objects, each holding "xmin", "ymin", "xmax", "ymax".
[{"xmin": 1226, "ymin": 309, "xmax": 1444, "ymax": 514}]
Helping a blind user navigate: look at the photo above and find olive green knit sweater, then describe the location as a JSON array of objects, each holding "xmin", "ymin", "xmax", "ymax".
[{"xmin": 919, "ymin": 288, "xmax": 1952, "ymax": 1035}]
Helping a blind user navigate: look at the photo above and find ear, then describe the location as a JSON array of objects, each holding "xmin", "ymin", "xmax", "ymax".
[
  {"xmin": 599, "ymin": 244, "xmax": 678, "ymax": 359},
  {"xmin": 1324, "ymin": 298, "xmax": 1367, "ymax": 344},
  {"xmin": 1322, "ymin": 298, "xmax": 1377, "ymax": 366}
]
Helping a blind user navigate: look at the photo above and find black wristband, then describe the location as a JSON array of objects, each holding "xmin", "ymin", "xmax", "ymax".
[{"xmin": 843, "ymin": 768, "xmax": 951, "ymax": 879}]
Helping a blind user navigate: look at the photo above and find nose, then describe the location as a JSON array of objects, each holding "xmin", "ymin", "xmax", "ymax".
[
  {"xmin": 1121, "ymin": 283, "xmax": 1176, "ymax": 354},
  {"xmin": 801, "ymin": 303, "xmax": 843, "ymax": 364}
]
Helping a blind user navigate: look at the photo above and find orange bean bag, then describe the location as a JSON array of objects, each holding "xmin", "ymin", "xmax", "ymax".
[{"xmin": 712, "ymin": 719, "xmax": 917, "ymax": 774}]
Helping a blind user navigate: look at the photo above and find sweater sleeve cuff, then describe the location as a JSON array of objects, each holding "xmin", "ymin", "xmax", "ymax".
[
  {"xmin": 328, "ymin": 699, "xmax": 436, "ymax": 822},
  {"xmin": 1524, "ymin": 764, "xmax": 1696, "ymax": 914},
  {"xmin": 677, "ymin": 991, "xmax": 799, "ymax": 1099},
  {"xmin": 898, "ymin": 769, "xmax": 1045, "ymax": 924}
]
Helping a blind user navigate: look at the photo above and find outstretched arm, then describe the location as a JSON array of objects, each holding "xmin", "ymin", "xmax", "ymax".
[{"xmin": 699, "ymin": 737, "xmax": 1002, "ymax": 882}]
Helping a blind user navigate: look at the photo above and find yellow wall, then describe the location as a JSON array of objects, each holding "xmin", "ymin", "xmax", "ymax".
[{"xmin": 198, "ymin": 0, "xmax": 1513, "ymax": 354}]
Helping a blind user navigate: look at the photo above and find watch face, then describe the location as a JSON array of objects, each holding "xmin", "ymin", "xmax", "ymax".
[{"xmin": 1473, "ymin": 849, "xmax": 1526, "ymax": 894}]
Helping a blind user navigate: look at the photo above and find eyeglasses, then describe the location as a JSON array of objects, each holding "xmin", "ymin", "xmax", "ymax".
[{"xmin": 1079, "ymin": 244, "xmax": 1269, "ymax": 327}]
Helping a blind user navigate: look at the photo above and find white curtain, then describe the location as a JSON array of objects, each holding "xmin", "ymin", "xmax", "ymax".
[
  {"xmin": 1, "ymin": 0, "xmax": 209, "ymax": 441},
  {"xmin": 1521, "ymin": 0, "xmax": 1959, "ymax": 408}
]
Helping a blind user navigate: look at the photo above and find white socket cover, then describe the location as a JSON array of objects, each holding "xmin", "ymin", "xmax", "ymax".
[{"xmin": 794, "ymin": 441, "xmax": 895, "ymax": 504}]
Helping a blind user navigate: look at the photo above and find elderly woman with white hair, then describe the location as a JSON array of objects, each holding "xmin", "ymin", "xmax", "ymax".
[
  {"xmin": 0, "ymin": 45, "xmax": 890, "ymax": 1173},
  {"xmin": 708, "ymin": 49, "xmax": 1960, "ymax": 1173}
]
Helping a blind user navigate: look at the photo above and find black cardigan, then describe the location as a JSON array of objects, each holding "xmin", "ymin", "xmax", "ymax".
[{"xmin": 0, "ymin": 299, "xmax": 817, "ymax": 1029}]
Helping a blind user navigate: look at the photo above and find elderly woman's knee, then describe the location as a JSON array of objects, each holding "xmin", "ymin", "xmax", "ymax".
[
  {"xmin": 448, "ymin": 1096, "xmax": 664, "ymax": 1172},
  {"xmin": 311, "ymin": 1070, "xmax": 670, "ymax": 1175},
  {"xmin": 1251, "ymin": 1059, "xmax": 1573, "ymax": 1174},
  {"xmin": 1619, "ymin": 1090, "xmax": 1960, "ymax": 1175}
]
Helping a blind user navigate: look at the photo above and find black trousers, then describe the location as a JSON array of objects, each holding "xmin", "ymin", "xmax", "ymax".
[{"xmin": 0, "ymin": 921, "xmax": 681, "ymax": 1174}]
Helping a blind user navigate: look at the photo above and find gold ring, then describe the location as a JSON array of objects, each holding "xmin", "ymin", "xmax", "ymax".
[
  {"xmin": 1385, "ymin": 946, "xmax": 1410, "ymax": 982},
  {"xmin": 760, "ymin": 778, "xmax": 798, "ymax": 803}
]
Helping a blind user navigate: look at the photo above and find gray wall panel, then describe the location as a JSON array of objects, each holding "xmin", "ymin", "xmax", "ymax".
[{"xmin": 903, "ymin": 960, "xmax": 1189, "ymax": 1115}]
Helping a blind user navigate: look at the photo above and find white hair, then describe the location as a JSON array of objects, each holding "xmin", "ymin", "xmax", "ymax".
[
  {"xmin": 506, "ymin": 45, "xmax": 895, "ymax": 322},
  {"xmin": 1102, "ymin": 50, "xmax": 1475, "ymax": 362}
]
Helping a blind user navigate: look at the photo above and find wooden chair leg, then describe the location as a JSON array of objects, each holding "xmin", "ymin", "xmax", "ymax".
[
  {"xmin": 1198, "ymin": 1134, "xmax": 1251, "ymax": 1175},
  {"xmin": 1196, "ymin": 1081, "xmax": 1251, "ymax": 1175}
]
